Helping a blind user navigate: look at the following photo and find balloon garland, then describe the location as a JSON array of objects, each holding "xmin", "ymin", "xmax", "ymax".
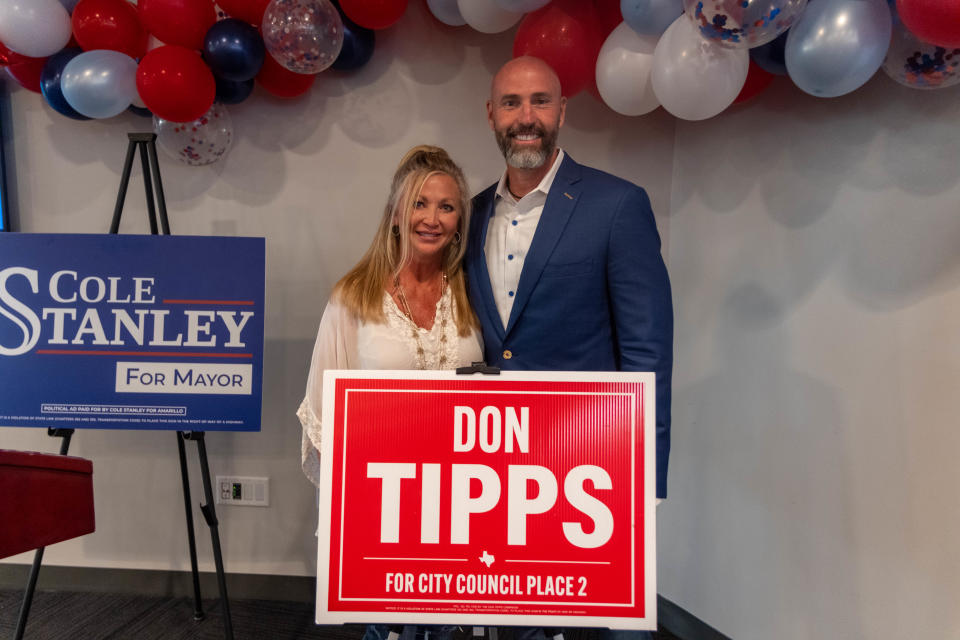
[{"xmin": 0, "ymin": 0, "xmax": 956, "ymax": 167}]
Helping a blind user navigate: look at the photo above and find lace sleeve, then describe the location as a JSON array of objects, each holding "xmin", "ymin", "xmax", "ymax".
[
  {"xmin": 297, "ymin": 299, "xmax": 357, "ymax": 487},
  {"xmin": 297, "ymin": 398, "xmax": 323, "ymax": 488}
]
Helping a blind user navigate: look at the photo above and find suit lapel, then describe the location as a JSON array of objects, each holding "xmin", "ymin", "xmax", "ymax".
[
  {"xmin": 469, "ymin": 187, "xmax": 506, "ymax": 341},
  {"xmin": 505, "ymin": 155, "xmax": 582, "ymax": 336}
]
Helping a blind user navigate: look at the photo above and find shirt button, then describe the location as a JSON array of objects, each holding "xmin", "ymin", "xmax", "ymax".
[
  {"xmin": 508, "ymin": 290, "xmax": 514, "ymax": 297},
  {"xmin": 511, "ymin": 220, "xmax": 518, "ymax": 226},
  {"xmin": 503, "ymin": 349, "xmax": 513, "ymax": 360},
  {"xmin": 507, "ymin": 254, "xmax": 514, "ymax": 260}
]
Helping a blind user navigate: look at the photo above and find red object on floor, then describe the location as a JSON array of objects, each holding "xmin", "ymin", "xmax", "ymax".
[{"xmin": 0, "ymin": 450, "xmax": 95, "ymax": 559}]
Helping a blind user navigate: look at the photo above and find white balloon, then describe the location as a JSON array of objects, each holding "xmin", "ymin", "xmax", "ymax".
[
  {"xmin": 427, "ymin": 0, "xmax": 466, "ymax": 26},
  {"xmin": 0, "ymin": 0, "xmax": 72, "ymax": 58},
  {"xmin": 457, "ymin": 0, "xmax": 522, "ymax": 34},
  {"xmin": 651, "ymin": 15, "xmax": 748, "ymax": 120},
  {"xmin": 596, "ymin": 22, "xmax": 660, "ymax": 116}
]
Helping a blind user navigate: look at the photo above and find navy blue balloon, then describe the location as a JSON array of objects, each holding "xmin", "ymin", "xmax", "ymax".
[
  {"xmin": 215, "ymin": 76, "xmax": 255, "ymax": 105},
  {"xmin": 40, "ymin": 48, "xmax": 91, "ymax": 121},
  {"xmin": 750, "ymin": 30, "xmax": 789, "ymax": 76},
  {"xmin": 331, "ymin": 4, "xmax": 374, "ymax": 71},
  {"xmin": 128, "ymin": 105, "xmax": 153, "ymax": 118},
  {"xmin": 203, "ymin": 18, "xmax": 265, "ymax": 82}
]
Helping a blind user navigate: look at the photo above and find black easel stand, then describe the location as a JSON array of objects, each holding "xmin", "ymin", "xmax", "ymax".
[
  {"xmin": 14, "ymin": 133, "xmax": 233, "ymax": 640},
  {"xmin": 112, "ymin": 133, "xmax": 234, "ymax": 640}
]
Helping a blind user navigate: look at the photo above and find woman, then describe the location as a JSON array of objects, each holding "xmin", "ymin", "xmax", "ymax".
[{"xmin": 297, "ymin": 145, "xmax": 481, "ymax": 640}]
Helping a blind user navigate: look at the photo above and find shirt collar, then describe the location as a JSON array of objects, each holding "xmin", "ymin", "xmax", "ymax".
[{"xmin": 494, "ymin": 149, "xmax": 565, "ymax": 206}]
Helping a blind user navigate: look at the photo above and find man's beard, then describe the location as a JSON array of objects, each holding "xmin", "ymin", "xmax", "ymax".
[{"xmin": 495, "ymin": 123, "xmax": 558, "ymax": 169}]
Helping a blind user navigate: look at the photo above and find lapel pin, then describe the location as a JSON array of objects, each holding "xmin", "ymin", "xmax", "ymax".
[{"xmin": 563, "ymin": 192, "xmax": 574, "ymax": 200}]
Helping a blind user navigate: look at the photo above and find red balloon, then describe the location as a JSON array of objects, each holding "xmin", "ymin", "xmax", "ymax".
[
  {"xmin": 585, "ymin": 0, "xmax": 621, "ymax": 102},
  {"xmin": 897, "ymin": 0, "xmax": 960, "ymax": 48},
  {"xmin": 6, "ymin": 54, "xmax": 47, "ymax": 93},
  {"xmin": 0, "ymin": 42, "xmax": 27, "ymax": 67},
  {"xmin": 734, "ymin": 60, "xmax": 774, "ymax": 104},
  {"xmin": 513, "ymin": 0, "xmax": 604, "ymax": 97},
  {"xmin": 593, "ymin": 0, "xmax": 622, "ymax": 39},
  {"xmin": 217, "ymin": 0, "xmax": 271, "ymax": 26},
  {"xmin": 256, "ymin": 52, "xmax": 315, "ymax": 98},
  {"xmin": 138, "ymin": 0, "xmax": 216, "ymax": 50},
  {"xmin": 137, "ymin": 45, "xmax": 216, "ymax": 121},
  {"xmin": 72, "ymin": 0, "xmax": 149, "ymax": 59},
  {"xmin": 340, "ymin": 0, "xmax": 408, "ymax": 30}
]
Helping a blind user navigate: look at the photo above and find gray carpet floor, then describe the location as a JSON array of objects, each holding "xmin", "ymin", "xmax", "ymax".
[
  {"xmin": 3, "ymin": 589, "xmax": 353, "ymax": 639},
  {"xmin": 0, "ymin": 589, "xmax": 679, "ymax": 640}
]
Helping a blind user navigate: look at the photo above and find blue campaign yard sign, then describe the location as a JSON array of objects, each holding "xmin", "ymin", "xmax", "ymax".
[{"xmin": 0, "ymin": 234, "xmax": 265, "ymax": 431}]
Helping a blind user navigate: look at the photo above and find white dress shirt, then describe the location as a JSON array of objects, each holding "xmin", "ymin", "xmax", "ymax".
[{"xmin": 484, "ymin": 149, "xmax": 565, "ymax": 329}]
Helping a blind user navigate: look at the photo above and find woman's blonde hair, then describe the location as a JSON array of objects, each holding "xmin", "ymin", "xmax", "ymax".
[{"xmin": 332, "ymin": 145, "xmax": 477, "ymax": 335}]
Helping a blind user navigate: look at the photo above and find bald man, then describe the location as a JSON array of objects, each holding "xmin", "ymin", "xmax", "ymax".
[{"xmin": 465, "ymin": 57, "xmax": 673, "ymax": 638}]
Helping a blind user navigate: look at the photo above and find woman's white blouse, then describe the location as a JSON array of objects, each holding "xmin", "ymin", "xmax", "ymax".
[{"xmin": 297, "ymin": 288, "xmax": 483, "ymax": 486}]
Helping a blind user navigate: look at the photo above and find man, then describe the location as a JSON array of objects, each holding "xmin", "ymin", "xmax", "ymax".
[{"xmin": 465, "ymin": 56, "xmax": 674, "ymax": 640}]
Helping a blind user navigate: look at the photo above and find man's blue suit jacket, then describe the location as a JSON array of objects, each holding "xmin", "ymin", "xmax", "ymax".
[{"xmin": 466, "ymin": 153, "xmax": 674, "ymax": 498}]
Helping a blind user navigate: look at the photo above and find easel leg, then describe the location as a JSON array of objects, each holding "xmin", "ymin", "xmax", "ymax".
[
  {"xmin": 177, "ymin": 432, "xmax": 205, "ymax": 620},
  {"xmin": 14, "ymin": 429, "xmax": 74, "ymax": 640},
  {"xmin": 146, "ymin": 138, "xmax": 171, "ymax": 234},
  {"xmin": 14, "ymin": 547, "xmax": 45, "ymax": 640},
  {"xmin": 190, "ymin": 432, "xmax": 234, "ymax": 640},
  {"xmin": 137, "ymin": 141, "xmax": 159, "ymax": 235},
  {"xmin": 110, "ymin": 139, "xmax": 138, "ymax": 234}
]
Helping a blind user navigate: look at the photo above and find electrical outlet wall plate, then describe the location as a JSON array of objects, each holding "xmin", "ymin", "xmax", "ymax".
[{"xmin": 214, "ymin": 475, "xmax": 269, "ymax": 507}]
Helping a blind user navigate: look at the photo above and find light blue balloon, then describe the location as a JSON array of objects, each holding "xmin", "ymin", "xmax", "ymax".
[
  {"xmin": 58, "ymin": 0, "xmax": 81, "ymax": 12},
  {"xmin": 60, "ymin": 50, "xmax": 139, "ymax": 119},
  {"xmin": 785, "ymin": 0, "xmax": 893, "ymax": 98},
  {"xmin": 492, "ymin": 0, "xmax": 551, "ymax": 12},
  {"xmin": 426, "ymin": 0, "xmax": 466, "ymax": 26},
  {"xmin": 622, "ymin": 0, "xmax": 683, "ymax": 36}
]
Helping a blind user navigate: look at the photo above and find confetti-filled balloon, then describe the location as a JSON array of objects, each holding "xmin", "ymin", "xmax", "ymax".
[
  {"xmin": 682, "ymin": 0, "xmax": 807, "ymax": 49},
  {"xmin": 154, "ymin": 102, "xmax": 234, "ymax": 166},
  {"xmin": 262, "ymin": 0, "xmax": 344, "ymax": 74},
  {"xmin": 883, "ymin": 7, "xmax": 960, "ymax": 89}
]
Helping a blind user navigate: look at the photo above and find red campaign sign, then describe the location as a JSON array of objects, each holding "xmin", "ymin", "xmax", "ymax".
[{"xmin": 316, "ymin": 371, "xmax": 656, "ymax": 631}]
